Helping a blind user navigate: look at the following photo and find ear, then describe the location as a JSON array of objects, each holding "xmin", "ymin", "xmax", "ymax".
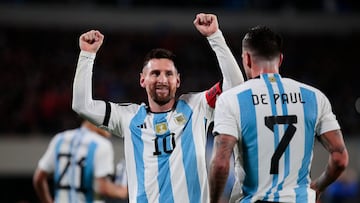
[
  {"xmin": 140, "ymin": 73, "xmax": 145, "ymax": 88},
  {"xmin": 176, "ymin": 73, "xmax": 180, "ymax": 88},
  {"xmin": 245, "ymin": 52, "xmax": 251, "ymax": 68},
  {"xmin": 278, "ymin": 53, "xmax": 284, "ymax": 67}
]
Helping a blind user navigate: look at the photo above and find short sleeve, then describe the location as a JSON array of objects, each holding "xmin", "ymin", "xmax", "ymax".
[
  {"xmin": 213, "ymin": 93, "xmax": 239, "ymax": 139},
  {"xmin": 38, "ymin": 134, "xmax": 61, "ymax": 173},
  {"xmin": 316, "ymin": 92, "xmax": 340, "ymax": 135}
]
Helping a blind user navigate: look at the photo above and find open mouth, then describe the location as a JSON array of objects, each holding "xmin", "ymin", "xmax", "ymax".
[{"xmin": 156, "ymin": 87, "xmax": 169, "ymax": 94}]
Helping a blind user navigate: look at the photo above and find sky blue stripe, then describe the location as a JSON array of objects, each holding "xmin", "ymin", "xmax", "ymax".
[
  {"xmin": 130, "ymin": 106, "xmax": 148, "ymax": 203},
  {"xmin": 84, "ymin": 141, "xmax": 97, "ymax": 203},
  {"xmin": 263, "ymin": 74, "xmax": 279, "ymax": 200},
  {"xmin": 54, "ymin": 134, "xmax": 64, "ymax": 202},
  {"xmin": 295, "ymin": 87, "xmax": 317, "ymax": 202},
  {"xmin": 177, "ymin": 100, "xmax": 201, "ymax": 203},
  {"xmin": 153, "ymin": 113, "xmax": 174, "ymax": 203},
  {"xmin": 273, "ymin": 74, "xmax": 289, "ymax": 202},
  {"xmin": 238, "ymin": 89, "xmax": 258, "ymax": 198},
  {"xmin": 70, "ymin": 129, "xmax": 83, "ymax": 203}
]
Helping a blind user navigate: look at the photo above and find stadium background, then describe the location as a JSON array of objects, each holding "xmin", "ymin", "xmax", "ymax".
[{"xmin": 0, "ymin": 0, "xmax": 359, "ymax": 202}]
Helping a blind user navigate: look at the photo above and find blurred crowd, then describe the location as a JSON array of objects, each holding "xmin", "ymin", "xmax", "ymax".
[
  {"xmin": 0, "ymin": 26, "xmax": 359, "ymax": 135},
  {"xmin": 2, "ymin": 0, "xmax": 360, "ymax": 13}
]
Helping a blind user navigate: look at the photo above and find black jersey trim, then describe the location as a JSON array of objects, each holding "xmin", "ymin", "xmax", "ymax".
[{"xmin": 103, "ymin": 101, "xmax": 111, "ymax": 127}]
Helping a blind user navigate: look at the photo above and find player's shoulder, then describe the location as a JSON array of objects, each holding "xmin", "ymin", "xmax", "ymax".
[
  {"xmin": 220, "ymin": 81, "xmax": 251, "ymax": 98},
  {"xmin": 55, "ymin": 128, "xmax": 79, "ymax": 138},
  {"xmin": 284, "ymin": 77, "xmax": 327, "ymax": 96},
  {"xmin": 113, "ymin": 102, "xmax": 143, "ymax": 112},
  {"xmin": 179, "ymin": 91, "xmax": 204, "ymax": 100}
]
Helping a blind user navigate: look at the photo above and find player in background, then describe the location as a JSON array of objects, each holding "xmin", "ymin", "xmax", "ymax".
[
  {"xmin": 33, "ymin": 120, "xmax": 128, "ymax": 203},
  {"xmin": 72, "ymin": 13, "xmax": 244, "ymax": 203},
  {"xmin": 209, "ymin": 26, "xmax": 349, "ymax": 203},
  {"xmin": 105, "ymin": 159, "xmax": 129, "ymax": 203}
]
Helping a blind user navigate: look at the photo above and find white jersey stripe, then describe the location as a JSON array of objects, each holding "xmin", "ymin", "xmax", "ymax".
[{"xmin": 177, "ymin": 100, "xmax": 201, "ymax": 203}]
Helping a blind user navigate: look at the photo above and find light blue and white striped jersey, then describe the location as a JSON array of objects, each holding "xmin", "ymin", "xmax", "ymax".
[
  {"xmin": 38, "ymin": 126, "xmax": 115, "ymax": 203},
  {"xmin": 213, "ymin": 73, "xmax": 340, "ymax": 203},
  {"xmin": 104, "ymin": 90, "xmax": 214, "ymax": 203},
  {"xmin": 72, "ymin": 29, "xmax": 245, "ymax": 203}
]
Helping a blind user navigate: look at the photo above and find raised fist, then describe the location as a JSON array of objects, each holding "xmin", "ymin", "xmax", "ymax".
[
  {"xmin": 193, "ymin": 13, "xmax": 219, "ymax": 37},
  {"xmin": 79, "ymin": 30, "xmax": 104, "ymax": 53}
]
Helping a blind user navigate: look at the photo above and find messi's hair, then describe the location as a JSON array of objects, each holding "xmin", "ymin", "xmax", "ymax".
[
  {"xmin": 143, "ymin": 48, "xmax": 177, "ymax": 68},
  {"xmin": 242, "ymin": 26, "xmax": 283, "ymax": 60}
]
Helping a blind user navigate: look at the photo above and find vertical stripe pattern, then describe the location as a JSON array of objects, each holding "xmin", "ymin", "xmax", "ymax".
[
  {"xmin": 177, "ymin": 100, "xmax": 201, "ymax": 203},
  {"xmin": 238, "ymin": 89, "xmax": 258, "ymax": 201},
  {"xmin": 130, "ymin": 106, "xmax": 148, "ymax": 203}
]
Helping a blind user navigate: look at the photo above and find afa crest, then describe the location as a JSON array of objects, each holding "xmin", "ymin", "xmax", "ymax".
[
  {"xmin": 174, "ymin": 113, "xmax": 186, "ymax": 125},
  {"xmin": 155, "ymin": 122, "xmax": 168, "ymax": 135}
]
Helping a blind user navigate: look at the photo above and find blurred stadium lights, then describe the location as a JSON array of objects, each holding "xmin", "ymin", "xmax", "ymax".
[{"xmin": 0, "ymin": 4, "xmax": 359, "ymax": 34}]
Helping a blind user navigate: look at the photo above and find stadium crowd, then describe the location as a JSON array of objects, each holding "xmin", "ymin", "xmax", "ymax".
[{"xmin": 0, "ymin": 26, "xmax": 359, "ymax": 135}]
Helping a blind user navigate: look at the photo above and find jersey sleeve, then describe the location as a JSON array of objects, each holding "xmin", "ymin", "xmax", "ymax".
[
  {"xmin": 38, "ymin": 133, "xmax": 61, "ymax": 173},
  {"xmin": 207, "ymin": 29, "xmax": 245, "ymax": 91},
  {"xmin": 72, "ymin": 51, "xmax": 107, "ymax": 126},
  {"xmin": 316, "ymin": 91, "xmax": 341, "ymax": 135},
  {"xmin": 213, "ymin": 93, "xmax": 239, "ymax": 139}
]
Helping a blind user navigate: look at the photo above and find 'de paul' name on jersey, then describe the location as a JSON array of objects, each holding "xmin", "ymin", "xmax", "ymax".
[{"xmin": 252, "ymin": 92, "xmax": 305, "ymax": 105}]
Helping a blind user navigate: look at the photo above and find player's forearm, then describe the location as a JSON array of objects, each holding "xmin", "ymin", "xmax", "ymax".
[
  {"xmin": 72, "ymin": 51, "xmax": 106, "ymax": 125},
  {"xmin": 33, "ymin": 180, "xmax": 53, "ymax": 203},
  {"xmin": 96, "ymin": 178, "xmax": 128, "ymax": 199},
  {"xmin": 209, "ymin": 163, "xmax": 229, "ymax": 203},
  {"xmin": 207, "ymin": 30, "xmax": 244, "ymax": 91},
  {"xmin": 312, "ymin": 148, "xmax": 348, "ymax": 193}
]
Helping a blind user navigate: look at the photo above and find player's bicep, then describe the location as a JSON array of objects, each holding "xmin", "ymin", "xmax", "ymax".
[
  {"xmin": 318, "ymin": 129, "xmax": 346, "ymax": 154},
  {"xmin": 213, "ymin": 134, "xmax": 237, "ymax": 159}
]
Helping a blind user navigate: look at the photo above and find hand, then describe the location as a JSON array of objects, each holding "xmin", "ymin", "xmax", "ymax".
[
  {"xmin": 79, "ymin": 30, "xmax": 104, "ymax": 53},
  {"xmin": 193, "ymin": 13, "xmax": 219, "ymax": 37},
  {"xmin": 310, "ymin": 181, "xmax": 322, "ymax": 201}
]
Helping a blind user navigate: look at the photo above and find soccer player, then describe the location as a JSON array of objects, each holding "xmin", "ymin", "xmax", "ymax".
[
  {"xmin": 209, "ymin": 26, "xmax": 349, "ymax": 203},
  {"xmin": 33, "ymin": 120, "xmax": 128, "ymax": 203},
  {"xmin": 72, "ymin": 13, "xmax": 244, "ymax": 203}
]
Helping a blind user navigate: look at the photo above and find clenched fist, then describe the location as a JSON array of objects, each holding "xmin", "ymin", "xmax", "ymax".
[
  {"xmin": 193, "ymin": 13, "xmax": 219, "ymax": 37},
  {"xmin": 79, "ymin": 30, "xmax": 104, "ymax": 53}
]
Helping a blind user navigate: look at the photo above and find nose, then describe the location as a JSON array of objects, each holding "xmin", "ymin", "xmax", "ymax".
[{"xmin": 157, "ymin": 72, "xmax": 168, "ymax": 83}]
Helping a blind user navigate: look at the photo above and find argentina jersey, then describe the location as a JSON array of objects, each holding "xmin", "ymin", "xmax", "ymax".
[
  {"xmin": 106, "ymin": 92, "xmax": 213, "ymax": 203},
  {"xmin": 214, "ymin": 73, "xmax": 340, "ymax": 203},
  {"xmin": 38, "ymin": 127, "xmax": 114, "ymax": 203}
]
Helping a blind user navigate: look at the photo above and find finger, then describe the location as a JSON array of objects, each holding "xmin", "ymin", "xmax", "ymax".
[
  {"xmin": 94, "ymin": 31, "xmax": 104, "ymax": 41},
  {"xmin": 205, "ymin": 14, "xmax": 214, "ymax": 24},
  {"xmin": 194, "ymin": 13, "xmax": 203, "ymax": 25}
]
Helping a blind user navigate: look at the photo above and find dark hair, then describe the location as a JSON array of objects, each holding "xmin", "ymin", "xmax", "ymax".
[
  {"xmin": 143, "ymin": 48, "xmax": 176, "ymax": 68},
  {"xmin": 242, "ymin": 26, "xmax": 283, "ymax": 60}
]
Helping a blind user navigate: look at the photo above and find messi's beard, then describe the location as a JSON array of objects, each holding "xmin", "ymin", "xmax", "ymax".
[{"xmin": 153, "ymin": 94, "xmax": 174, "ymax": 106}]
